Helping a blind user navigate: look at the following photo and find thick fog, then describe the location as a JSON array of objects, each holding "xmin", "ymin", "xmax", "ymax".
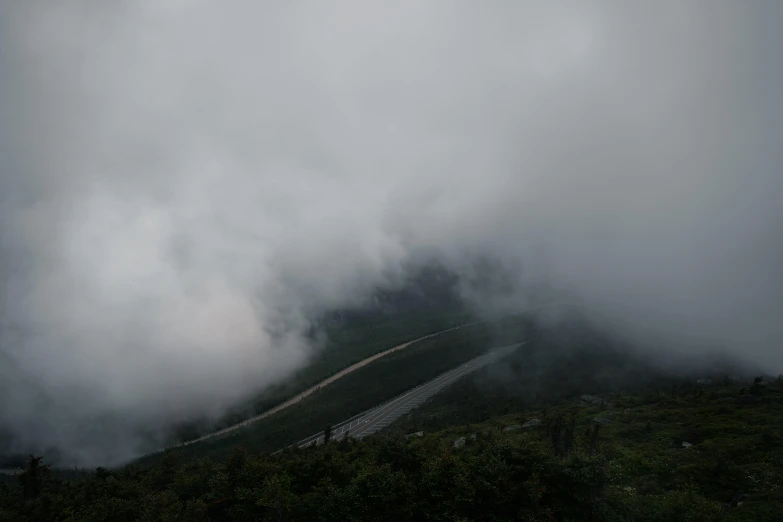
[{"xmin": 1, "ymin": 1, "xmax": 781, "ymax": 465}]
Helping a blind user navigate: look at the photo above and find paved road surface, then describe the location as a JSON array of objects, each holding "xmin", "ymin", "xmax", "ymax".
[
  {"xmin": 176, "ymin": 321, "xmax": 483, "ymax": 448},
  {"xmin": 291, "ymin": 342, "xmax": 525, "ymax": 449},
  {"xmin": 4, "ymin": 305, "xmax": 565, "ymax": 469}
]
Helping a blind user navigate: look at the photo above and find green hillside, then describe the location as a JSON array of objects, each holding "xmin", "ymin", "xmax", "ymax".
[
  {"xmin": 135, "ymin": 315, "xmax": 533, "ymax": 467},
  {"xmin": 167, "ymin": 306, "xmax": 474, "ymax": 446},
  {"xmin": 3, "ymin": 314, "xmax": 779, "ymax": 520},
  {"xmin": 3, "ymin": 377, "xmax": 780, "ymax": 521}
]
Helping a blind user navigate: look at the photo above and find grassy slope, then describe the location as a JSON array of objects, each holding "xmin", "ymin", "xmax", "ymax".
[
  {"xmin": 398, "ymin": 378, "xmax": 783, "ymax": 520},
  {"xmin": 249, "ymin": 308, "xmax": 473, "ymax": 412},
  {"xmin": 169, "ymin": 307, "xmax": 473, "ymax": 443},
  {"xmin": 4, "ymin": 380, "xmax": 780, "ymax": 521},
  {"xmin": 133, "ymin": 315, "xmax": 533, "ymax": 466},
  {"xmin": 6, "ymin": 309, "xmax": 779, "ymax": 519},
  {"xmin": 388, "ymin": 318, "xmax": 748, "ymax": 433},
  {"xmin": 0, "ymin": 307, "xmax": 472, "ymax": 469}
]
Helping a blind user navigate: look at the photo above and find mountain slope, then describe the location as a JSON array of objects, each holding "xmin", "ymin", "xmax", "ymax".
[{"xmin": 2, "ymin": 377, "xmax": 780, "ymax": 521}]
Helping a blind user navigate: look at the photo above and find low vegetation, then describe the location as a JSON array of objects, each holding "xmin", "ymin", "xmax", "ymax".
[
  {"xmin": 2, "ymin": 314, "xmax": 779, "ymax": 520},
  {"xmin": 134, "ymin": 315, "xmax": 533, "ymax": 467},
  {"xmin": 0, "ymin": 307, "xmax": 472, "ymax": 470},
  {"xmin": 388, "ymin": 319, "xmax": 714, "ymax": 432},
  {"xmin": 168, "ymin": 306, "xmax": 473, "ymax": 445},
  {"xmin": 3, "ymin": 376, "xmax": 780, "ymax": 521}
]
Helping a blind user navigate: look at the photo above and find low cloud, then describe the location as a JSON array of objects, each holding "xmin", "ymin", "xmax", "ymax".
[{"xmin": 1, "ymin": 1, "xmax": 781, "ymax": 465}]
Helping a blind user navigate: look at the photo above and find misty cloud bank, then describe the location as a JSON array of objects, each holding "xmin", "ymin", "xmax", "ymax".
[{"xmin": 1, "ymin": 1, "xmax": 781, "ymax": 465}]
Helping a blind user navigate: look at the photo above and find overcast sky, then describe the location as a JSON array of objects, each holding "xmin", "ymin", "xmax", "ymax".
[{"xmin": 1, "ymin": 1, "xmax": 782, "ymax": 465}]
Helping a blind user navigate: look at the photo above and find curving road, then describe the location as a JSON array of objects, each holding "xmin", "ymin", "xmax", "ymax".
[
  {"xmin": 175, "ymin": 321, "xmax": 484, "ymax": 448},
  {"xmin": 147, "ymin": 302, "xmax": 562, "ymax": 458},
  {"xmin": 291, "ymin": 342, "xmax": 525, "ymax": 449}
]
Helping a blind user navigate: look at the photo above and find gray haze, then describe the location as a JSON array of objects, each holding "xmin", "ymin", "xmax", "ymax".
[{"xmin": 1, "ymin": 1, "xmax": 782, "ymax": 465}]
